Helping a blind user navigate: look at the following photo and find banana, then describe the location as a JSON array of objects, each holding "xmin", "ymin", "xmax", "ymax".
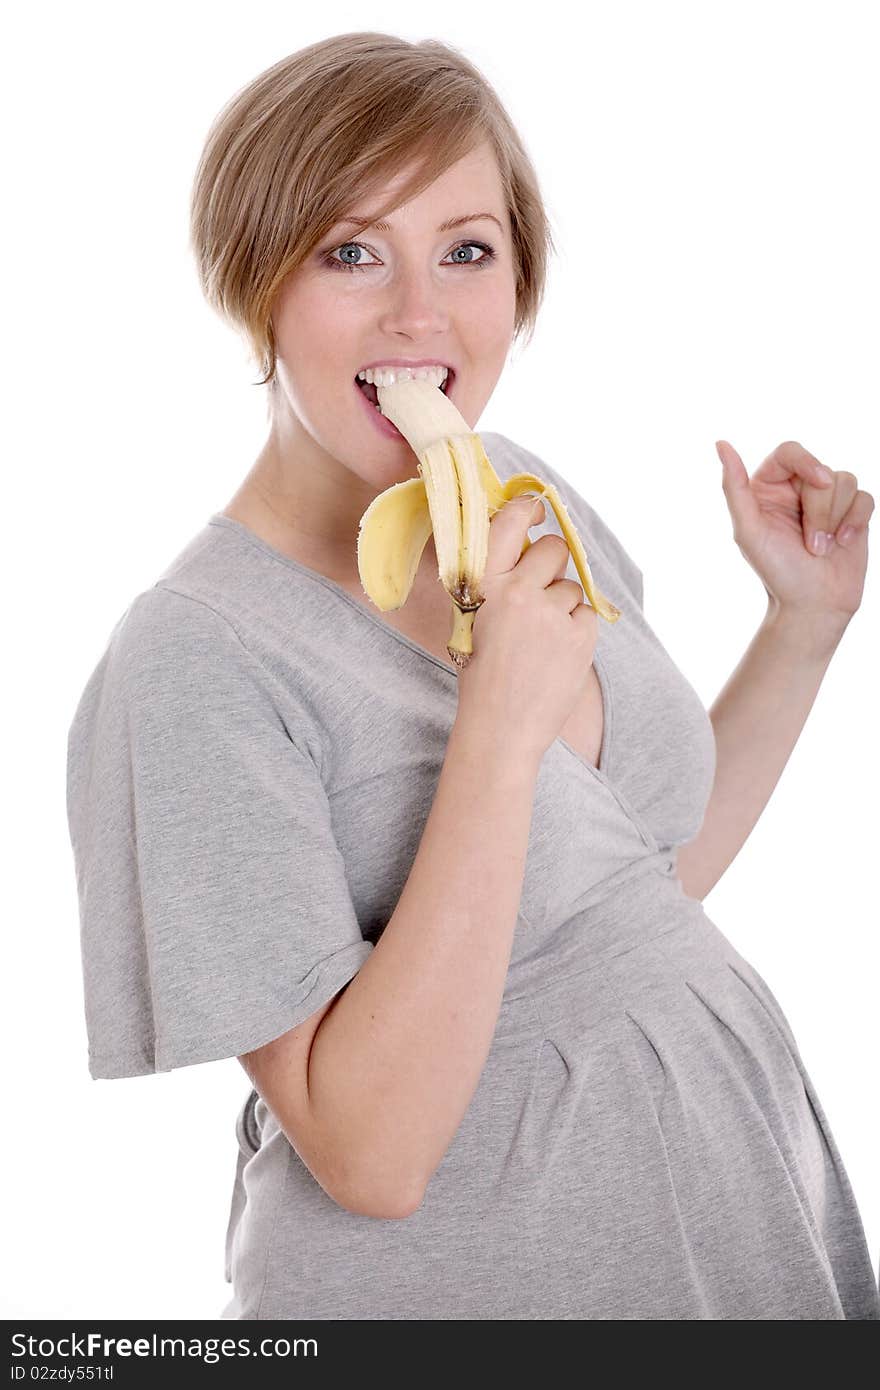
[{"xmin": 356, "ymin": 376, "xmax": 621, "ymax": 668}]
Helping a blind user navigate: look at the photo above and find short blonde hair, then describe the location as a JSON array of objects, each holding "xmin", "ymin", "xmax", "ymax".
[{"xmin": 189, "ymin": 32, "xmax": 556, "ymax": 391}]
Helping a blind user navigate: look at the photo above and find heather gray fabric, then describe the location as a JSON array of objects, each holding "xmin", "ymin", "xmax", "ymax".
[{"xmin": 66, "ymin": 431, "xmax": 880, "ymax": 1320}]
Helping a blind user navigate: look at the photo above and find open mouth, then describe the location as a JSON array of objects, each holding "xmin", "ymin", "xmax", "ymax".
[{"xmin": 355, "ymin": 369, "xmax": 454, "ymax": 410}]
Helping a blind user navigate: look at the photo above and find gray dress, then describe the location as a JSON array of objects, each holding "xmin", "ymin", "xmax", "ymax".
[{"xmin": 65, "ymin": 431, "xmax": 880, "ymax": 1320}]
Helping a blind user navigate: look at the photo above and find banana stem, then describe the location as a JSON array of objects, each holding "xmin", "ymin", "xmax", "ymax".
[{"xmin": 446, "ymin": 603, "xmax": 476, "ymax": 668}]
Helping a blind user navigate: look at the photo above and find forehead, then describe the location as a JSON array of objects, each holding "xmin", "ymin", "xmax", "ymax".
[{"xmin": 338, "ymin": 142, "xmax": 506, "ymax": 232}]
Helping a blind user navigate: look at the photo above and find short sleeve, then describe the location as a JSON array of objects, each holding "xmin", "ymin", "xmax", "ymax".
[
  {"xmin": 486, "ymin": 432, "xmax": 645, "ymax": 610},
  {"xmin": 65, "ymin": 586, "xmax": 374, "ymax": 1080}
]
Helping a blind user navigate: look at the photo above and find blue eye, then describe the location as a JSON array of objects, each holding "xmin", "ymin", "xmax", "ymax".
[{"xmin": 323, "ymin": 240, "xmax": 496, "ymax": 273}]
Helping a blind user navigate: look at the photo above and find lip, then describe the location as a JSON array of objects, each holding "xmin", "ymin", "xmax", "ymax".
[{"xmin": 353, "ymin": 377, "xmax": 409, "ymax": 440}]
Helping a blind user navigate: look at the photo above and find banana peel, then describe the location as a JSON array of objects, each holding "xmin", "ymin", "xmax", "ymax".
[{"xmin": 357, "ymin": 376, "xmax": 620, "ymax": 667}]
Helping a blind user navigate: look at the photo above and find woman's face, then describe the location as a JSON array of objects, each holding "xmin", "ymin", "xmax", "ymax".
[{"xmin": 268, "ymin": 139, "xmax": 519, "ymax": 490}]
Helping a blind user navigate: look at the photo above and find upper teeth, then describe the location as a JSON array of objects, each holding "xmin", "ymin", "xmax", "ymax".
[{"xmin": 357, "ymin": 365, "xmax": 449, "ymax": 388}]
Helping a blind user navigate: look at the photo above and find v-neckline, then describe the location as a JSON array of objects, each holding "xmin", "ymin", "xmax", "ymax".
[{"xmin": 207, "ymin": 510, "xmax": 616, "ymax": 785}]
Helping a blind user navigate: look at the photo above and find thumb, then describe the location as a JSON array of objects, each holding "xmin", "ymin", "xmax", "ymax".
[
  {"xmin": 715, "ymin": 439, "xmax": 761, "ymax": 536},
  {"xmin": 484, "ymin": 494, "xmax": 546, "ymax": 577}
]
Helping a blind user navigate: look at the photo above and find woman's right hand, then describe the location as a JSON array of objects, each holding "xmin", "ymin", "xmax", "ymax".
[{"xmin": 455, "ymin": 494, "xmax": 599, "ymax": 766}]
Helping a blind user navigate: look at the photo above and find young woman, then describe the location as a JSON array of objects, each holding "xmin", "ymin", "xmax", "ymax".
[{"xmin": 66, "ymin": 32, "xmax": 878, "ymax": 1320}]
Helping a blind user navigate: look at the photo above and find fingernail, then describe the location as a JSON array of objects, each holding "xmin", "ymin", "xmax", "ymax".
[
  {"xmin": 811, "ymin": 530, "xmax": 830, "ymax": 555},
  {"xmin": 815, "ymin": 464, "xmax": 834, "ymax": 484},
  {"xmin": 838, "ymin": 525, "xmax": 855, "ymax": 546}
]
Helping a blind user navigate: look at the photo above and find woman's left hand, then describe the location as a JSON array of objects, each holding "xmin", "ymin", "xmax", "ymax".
[{"xmin": 715, "ymin": 439, "xmax": 874, "ymax": 627}]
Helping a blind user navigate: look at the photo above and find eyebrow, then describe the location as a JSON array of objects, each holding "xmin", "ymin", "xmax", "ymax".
[{"xmin": 335, "ymin": 212, "xmax": 504, "ymax": 234}]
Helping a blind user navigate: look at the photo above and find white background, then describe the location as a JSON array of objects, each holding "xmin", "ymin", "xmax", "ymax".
[{"xmin": 3, "ymin": 0, "xmax": 877, "ymax": 1319}]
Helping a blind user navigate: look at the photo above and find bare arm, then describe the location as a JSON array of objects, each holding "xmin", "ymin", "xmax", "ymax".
[
  {"xmin": 676, "ymin": 601, "xmax": 846, "ymax": 902},
  {"xmin": 306, "ymin": 713, "xmax": 540, "ymax": 1217},
  {"xmin": 243, "ymin": 499, "xmax": 592, "ymax": 1219}
]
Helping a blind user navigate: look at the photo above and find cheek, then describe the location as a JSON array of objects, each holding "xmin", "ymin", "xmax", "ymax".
[
  {"xmin": 275, "ymin": 278, "xmax": 360, "ymax": 353},
  {"xmin": 465, "ymin": 270, "xmax": 518, "ymax": 339}
]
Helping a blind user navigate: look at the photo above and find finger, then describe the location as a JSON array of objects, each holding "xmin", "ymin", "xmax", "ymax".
[
  {"xmin": 550, "ymin": 576, "xmax": 587, "ymax": 613},
  {"xmin": 517, "ymin": 532, "xmax": 575, "ymax": 588},
  {"xmin": 834, "ymin": 489, "xmax": 876, "ymax": 547},
  {"xmin": 804, "ymin": 471, "xmax": 858, "ymax": 554},
  {"xmin": 485, "ymin": 495, "xmax": 546, "ymax": 576},
  {"xmin": 715, "ymin": 440, "xmax": 763, "ymax": 536},
  {"xmin": 757, "ymin": 440, "xmax": 836, "ymax": 491},
  {"xmin": 822, "ymin": 471, "xmax": 858, "ymax": 535}
]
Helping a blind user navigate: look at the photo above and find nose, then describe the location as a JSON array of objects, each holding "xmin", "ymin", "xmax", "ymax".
[{"xmin": 378, "ymin": 262, "xmax": 450, "ymax": 340}]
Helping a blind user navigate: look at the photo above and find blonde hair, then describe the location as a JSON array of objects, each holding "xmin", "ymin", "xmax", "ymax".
[{"xmin": 189, "ymin": 32, "xmax": 556, "ymax": 392}]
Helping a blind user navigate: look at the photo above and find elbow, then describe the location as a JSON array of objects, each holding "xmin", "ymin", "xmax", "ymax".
[
  {"xmin": 323, "ymin": 1148, "xmax": 427, "ymax": 1219},
  {"xmin": 334, "ymin": 1175, "xmax": 426, "ymax": 1220},
  {"xmin": 677, "ymin": 877, "xmax": 705, "ymax": 903},
  {"xmin": 676, "ymin": 869, "xmax": 709, "ymax": 903},
  {"xmin": 285, "ymin": 1137, "xmax": 426, "ymax": 1220},
  {"xmin": 673, "ymin": 837, "xmax": 729, "ymax": 903}
]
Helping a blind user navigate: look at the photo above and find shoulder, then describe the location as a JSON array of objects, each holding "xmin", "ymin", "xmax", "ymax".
[
  {"xmin": 70, "ymin": 583, "xmax": 316, "ymax": 765},
  {"xmin": 116, "ymin": 584, "xmax": 251, "ymax": 675},
  {"xmin": 99, "ymin": 585, "xmax": 260, "ymax": 716}
]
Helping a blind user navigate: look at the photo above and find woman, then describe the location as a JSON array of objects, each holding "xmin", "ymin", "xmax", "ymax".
[{"xmin": 66, "ymin": 32, "xmax": 878, "ymax": 1319}]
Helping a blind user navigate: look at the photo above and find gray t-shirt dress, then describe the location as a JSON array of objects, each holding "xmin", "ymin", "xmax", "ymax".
[{"xmin": 65, "ymin": 431, "xmax": 880, "ymax": 1320}]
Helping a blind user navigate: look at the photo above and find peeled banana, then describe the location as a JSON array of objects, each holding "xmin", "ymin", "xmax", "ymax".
[{"xmin": 356, "ymin": 376, "xmax": 621, "ymax": 668}]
